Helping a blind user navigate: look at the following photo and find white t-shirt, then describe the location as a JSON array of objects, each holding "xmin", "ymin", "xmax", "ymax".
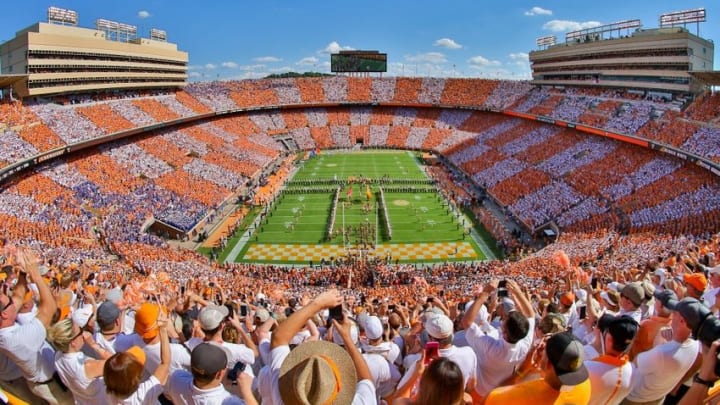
[
  {"xmin": 165, "ymin": 369, "xmax": 245, "ymax": 405},
  {"xmin": 253, "ymin": 365, "xmax": 273, "ymax": 404},
  {"xmin": 362, "ymin": 352, "xmax": 400, "ymax": 400},
  {"xmin": 618, "ymin": 308, "xmax": 642, "ymax": 324},
  {"xmin": 585, "ymin": 356, "xmax": 634, "ymax": 405},
  {"xmin": 15, "ymin": 306, "xmax": 38, "ymax": 325},
  {"xmin": 626, "ymin": 338, "xmax": 699, "ymax": 402},
  {"xmin": 0, "ymin": 318, "xmax": 56, "ymax": 382},
  {"xmin": 123, "ymin": 310, "xmax": 136, "ymax": 336},
  {"xmin": 54, "ymin": 351, "xmax": 107, "ymax": 405},
  {"xmin": 702, "ymin": 286, "xmax": 720, "ymax": 309},
  {"xmin": 139, "ymin": 338, "xmax": 192, "ymax": 376},
  {"xmin": 0, "ymin": 351, "xmax": 23, "ymax": 381},
  {"xmin": 361, "ymin": 341, "xmax": 400, "ymax": 365},
  {"xmin": 185, "ymin": 338, "xmax": 256, "ymax": 380},
  {"xmin": 95, "ymin": 332, "xmax": 142, "ymax": 355},
  {"xmin": 267, "ymin": 345, "xmax": 377, "ymax": 405},
  {"xmin": 398, "ymin": 344, "xmax": 477, "ymax": 390},
  {"xmin": 466, "ymin": 317, "xmax": 535, "ymax": 396},
  {"xmin": 257, "ymin": 337, "xmax": 271, "ymax": 369},
  {"xmin": 108, "ymin": 374, "xmax": 163, "ymax": 405}
]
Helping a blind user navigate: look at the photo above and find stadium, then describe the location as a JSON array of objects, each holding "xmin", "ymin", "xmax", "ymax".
[{"xmin": 0, "ymin": 4, "xmax": 720, "ymax": 405}]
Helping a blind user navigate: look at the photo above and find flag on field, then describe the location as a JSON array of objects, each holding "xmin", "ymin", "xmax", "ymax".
[{"xmin": 365, "ymin": 185, "xmax": 372, "ymax": 200}]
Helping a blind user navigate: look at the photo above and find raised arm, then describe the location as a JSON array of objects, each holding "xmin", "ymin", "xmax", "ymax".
[
  {"xmin": 507, "ymin": 280, "xmax": 535, "ymax": 319},
  {"xmin": 271, "ymin": 289, "xmax": 342, "ymax": 349},
  {"xmin": 461, "ymin": 283, "xmax": 493, "ymax": 330},
  {"xmin": 333, "ymin": 315, "xmax": 372, "ymax": 383},
  {"xmin": 153, "ymin": 311, "xmax": 172, "ymax": 385},
  {"xmin": 18, "ymin": 249, "xmax": 57, "ymax": 328},
  {"xmin": 229, "ymin": 313, "xmax": 259, "ymax": 358}
]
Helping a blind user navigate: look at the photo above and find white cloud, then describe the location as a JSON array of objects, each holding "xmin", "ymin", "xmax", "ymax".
[
  {"xmin": 138, "ymin": 10, "xmax": 151, "ymax": 19},
  {"xmin": 322, "ymin": 41, "xmax": 353, "ymax": 54},
  {"xmin": 296, "ymin": 56, "xmax": 319, "ymax": 66},
  {"xmin": 543, "ymin": 20, "xmax": 602, "ymax": 32},
  {"xmin": 221, "ymin": 62, "xmax": 238, "ymax": 69},
  {"xmin": 405, "ymin": 52, "xmax": 447, "ymax": 64},
  {"xmin": 507, "ymin": 52, "xmax": 531, "ymax": 71},
  {"xmin": 434, "ymin": 38, "xmax": 462, "ymax": 49},
  {"xmin": 253, "ymin": 56, "xmax": 282, "ymax": 63},
  {"xmin": 468, "ymin": 55, "xmax": 502, "ymax": 67},
  {"xmin": 188, "ymin": 71, "xmax": 201, "ymax": 78},
  {"xmin": 509, "ymin": 52, "xmax": 529, "ymax": 61},
  {"xmin": 224, "ymin": 71, "xmax": 266, "ymax": 81},
  {"xmin": 239, "ymin": 64, "xmax": 266, "ymax": 71},
  {"xmin": 524, "ymin": 6, "xmax": 552, "ymax": 16},
  {"xmin": 204, "ymin": 63, "xmax": 217, "ymax": 70}
]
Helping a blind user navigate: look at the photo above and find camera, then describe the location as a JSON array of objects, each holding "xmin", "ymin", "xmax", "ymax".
[
  {"xmin": 329, "ymin": 305, "xmax": 344, "ymax": 322},
  {"xmin": 227, "ymin": 361, "xmax": 246, "ymax": 384},
  {"xmin": 423, "ymin": 341, "xmax": 440, "ymax": 365}
]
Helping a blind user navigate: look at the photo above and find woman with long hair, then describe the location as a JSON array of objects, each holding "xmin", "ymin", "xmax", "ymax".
[
  {"xmin": 393, "ymin": 356, "xmax": 469, "ymax": 405},
  {"xmin": 103, "ymin": 310, "xmax": 170, "ymax": 405}
]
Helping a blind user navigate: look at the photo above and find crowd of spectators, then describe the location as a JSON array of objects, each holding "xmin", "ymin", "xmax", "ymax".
[
  {"xmin": 5, "ymin": 79, "xmax": 720, "ymax": 176},
  {"xmin": 5, "ymin": 214, "xmax": 720, "ymax": 403},
  {"xmin": 2, "ymin": 79, "xmax": 720, "ymax": 246},
  {"xmin": 418, "ymin": 77, "xmax": 445, "ymax": 105},
  {"xmin": 681, "ymin": 126, "xmax": 720, "ymax": 164}
]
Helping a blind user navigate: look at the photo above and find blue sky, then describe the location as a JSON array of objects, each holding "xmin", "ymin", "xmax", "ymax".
[{"xmin": 2, "ymin": 1, "xmax": 718, "ymax": 81}]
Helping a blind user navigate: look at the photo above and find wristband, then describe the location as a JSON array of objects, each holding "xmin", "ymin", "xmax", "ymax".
[{"xmin": 693, "ymin": 374, "xmax": 715, "ymax": 387}]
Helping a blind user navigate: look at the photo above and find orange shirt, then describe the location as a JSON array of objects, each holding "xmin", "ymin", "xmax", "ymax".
[
  {"xmin": 484, "ymin": 378, "xmax": 591, "ymax": 405},
  {"xmin": 630, "ymin": 316, "xmax": 671, "ymax": 359}
]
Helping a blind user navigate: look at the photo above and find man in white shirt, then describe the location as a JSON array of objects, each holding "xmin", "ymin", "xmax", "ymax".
[
  {"xmin": 617, "ymin": 282, "xmax": 645, "ymax": 323},
  {"xmin": 652, "ymin": 268, "xmax": 667, "ymax": 292},
  {"xmin": 0, "ymin": 249, "xmax": 73, "ymax": 405},
  {"xmin": 263, "ymin": 289, "xmax": 376, "ymax": 405},
  {"xmin": 398, "ymin": 312, "xmax": 477, "ymax": 391},
  {"xmin": 623, "ymin": 298, "xmax": 703, "ymax": 404},
  {"xmin": 360, "ymin": 315, "xmax": 401, "ymax": 401},
  {"xmin": 461, "ymin": 279, "xmax": 534, "ymax": 399},
  {"xmin": 165, "ymin": 342, "xmax": 255, "ymax": 405},
  {"xmin": 186, "ymin": 305, "xmax": 257, "ymax": 372},
  {"xmin": 585, "ymin": 314, "xmax": 638, "ymax": 405},
  {"xmin": 93, "ymin": 301, "xmax": 139, "ymax": 354},
  {"xmin": 701, "ymin": 266, "xmax": 720, "ymax": 310},
  {"xmin": 133, "ymin": 302, "xmax": 191, "ymax": 375}
]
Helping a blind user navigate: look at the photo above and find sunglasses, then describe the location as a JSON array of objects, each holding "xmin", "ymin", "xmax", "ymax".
[
  {"xmin": 72, "ymin": 328, "xmax": 84, "ymax": 341},
  {"xmin": 0, "ymin": 298, "xmax": 13, "ymax": 313}
]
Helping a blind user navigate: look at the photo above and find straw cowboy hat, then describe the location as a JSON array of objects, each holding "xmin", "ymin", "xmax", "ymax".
[{"xmin": 279, "ymin": 340, "xmax": 357, "ymax": 404}]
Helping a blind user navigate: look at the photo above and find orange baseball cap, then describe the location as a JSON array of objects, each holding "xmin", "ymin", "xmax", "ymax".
[
  {"xmin": 683, "ymin": 273, "xmax": 707, "ymax": 292},
  {"xmin": 134, "ymin": 303, "xmax": 160, "ymax": 340},
  {"xmin": 126, "ymin": 346, "xmax": 146, "ymax": 366},
  {"xmin": 560, "ymin": 292, "xmax": 575, "ymax": 307}
]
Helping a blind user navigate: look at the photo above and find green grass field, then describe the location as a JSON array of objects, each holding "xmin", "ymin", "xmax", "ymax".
[{"xmin": 226, "ymin": 151, "xmax": 491, "ymax": 264}]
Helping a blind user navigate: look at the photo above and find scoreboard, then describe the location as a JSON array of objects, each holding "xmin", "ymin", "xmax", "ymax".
[{"xmin": 331, "ymin": 51, "xmax": 387, "ymax": 73}]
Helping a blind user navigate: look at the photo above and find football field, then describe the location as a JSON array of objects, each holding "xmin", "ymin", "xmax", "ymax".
[{"xmin": 227, "ymin": 150, "xmax": 492, "ymax": 264}]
